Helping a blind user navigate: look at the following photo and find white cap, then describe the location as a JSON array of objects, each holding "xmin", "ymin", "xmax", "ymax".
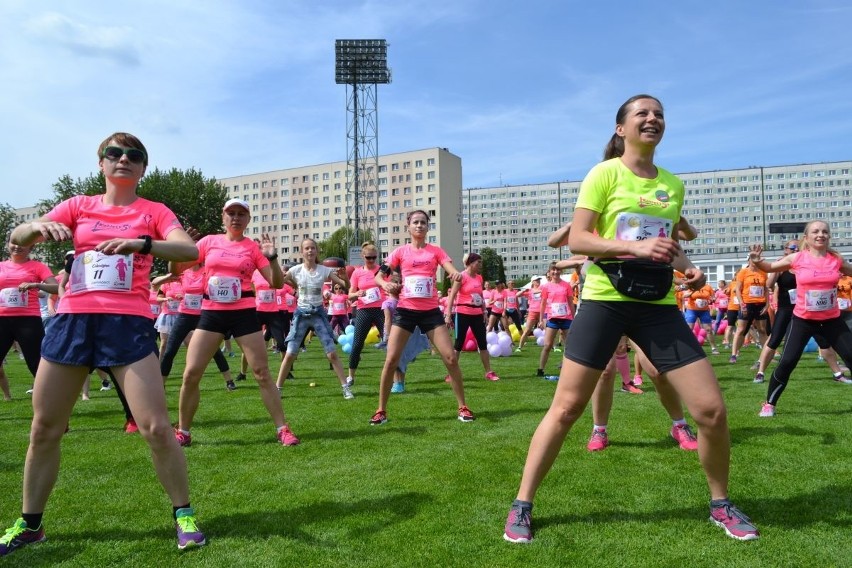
[
  {"xmin": 530, "ymin": 275, "xmax": 542, "ymax": 282},
  {"xmin": 223, "ymin": 198, "xmax": 250, "ymax": 211}
]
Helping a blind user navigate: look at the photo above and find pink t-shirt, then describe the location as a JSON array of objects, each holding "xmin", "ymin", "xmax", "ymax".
[
  {"xmin": 148, "ymin": 288, "xmax": 161, "ymax": 319},
  {"xmin": 386, "ymin": 243, "xmax": 451, "ymax": 311},
  {"xmin": 277, "ymin": 284, "xmax": 296, "ymax": 313},
  {"xmin": 252, "ymin": 270, "xmax": 278, "ymax": 313},
  {"xmin": 714, "ymin": 288, "xmax": 729, "ymax": 309},
  {"xmin": 483, "ymin": 289, "xmax": 495, "ymax": 309},
  {"xmin": 505, "ymin": 289, "xmax": 519, "ymax": 311},
  {"xmin": 526, "ymin": 286, "xmax": 543, "ymax": 314},
  {"xmin": 159, "ymin": 281, "xmax": 182, "ymax": 315},
  {"xmin": 491, "ymin": 289, "xmax": 506, "ymax": 315},
  {"xmin": 350, "ymin": 265, "xmax": 385, "ymax": 308},
  {"xmin": 48, "ymin": 194, "xmax": 183, "ymax": 318},
  {"xmin": 197, "ymin": 234, "xmax": 269, "ymax": 311},
  {"xmin": 792, "ymin": 251, "xmax": 842, "ymax": 321},
  {"xmin": 177, "ymin": 268, "xmax": 205, "ymax": 316},
  {"xmin": 328, "ymin": 293, "xmax": 350, "ymax": 316},
  {"xmin": 0, "ymin": 260, "xmax": 54, "ymax": 317},
  {"xmin": 541, "ymin": 280, "xmax": 574, "ymax": 320},
  {"xmin": 455, "ymin": 271, "xmax": 485, "ymax": 316}
]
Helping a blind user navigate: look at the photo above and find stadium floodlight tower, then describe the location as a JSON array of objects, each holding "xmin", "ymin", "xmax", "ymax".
[{"xmin": 335, "ymin": 39, "xmax": 391, "ymax": 264}]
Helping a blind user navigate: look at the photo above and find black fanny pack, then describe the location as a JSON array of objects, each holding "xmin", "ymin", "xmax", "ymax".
[{"xmin": 594, "ymin": 258, "xmax": 673, "ymax": 301}]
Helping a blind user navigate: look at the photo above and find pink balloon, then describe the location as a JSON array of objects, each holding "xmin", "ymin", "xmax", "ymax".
[
  {"xmin": 463, "ymin": 339, "xmax": 477, "ymax": 352},
  {"xmin": 717, "ymin": 320, "xmax": 728, "ymax": 335},
  {"xmin": 465, "ymin": 328, "xmax": 475, "ymax": 342}
]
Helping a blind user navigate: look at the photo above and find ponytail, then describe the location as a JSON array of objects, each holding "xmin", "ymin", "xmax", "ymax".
[{"xmin": 603, "ymin": 133, "xmax": 624, "ymax": 160}]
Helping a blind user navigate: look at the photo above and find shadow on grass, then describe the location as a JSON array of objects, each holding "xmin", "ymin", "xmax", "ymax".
[
  {"xmin": 731, "ymin": 424, "xmax": 838, "ymax": 446},
  {"xmin": 536, "ymin": 483, "xmax": 852, "ymax": 532},
  {"xmin": 204, "ymin": 491, "xmax": 433, "ymax": 545},
  {"xmin": 191, "ymin": 425, "xmax": 429, "ymax": 446}
]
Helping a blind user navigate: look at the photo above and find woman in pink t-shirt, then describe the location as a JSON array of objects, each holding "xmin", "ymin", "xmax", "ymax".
[
  {"xmin": 536, "ymin": 263, "xmax": 576, "ymax": 378},
  {"xmin": 173, "ymin": 199, "xmax": 297, "ymax": 448},
  {"xmin": 749, "ymin": 220, "xmax": 852, "ymax": 417},
  {"xmin": 0, "ymin": 241, "xmax": 58, "ymax": 383},
  {"xmin": 486, "ymin": 281, "xmax": 507, "ymax": 333},
  {"xmin": 369, "ymin": 209, "xmax": 473, "ymax": 425},
  {"xmin": 516, "ymin": 276, "xmax": 543, "ymax": 350},
  {"xmin": 445, "ymin": 252, "xmax": 500, "ymax": 382},
  {"xmin": 346, "ymin": 242, "xmax": 387, "ymax": 384},
  {"xmin": 6, "ymin": 132, "xmax": 205, "ymax": 552}
]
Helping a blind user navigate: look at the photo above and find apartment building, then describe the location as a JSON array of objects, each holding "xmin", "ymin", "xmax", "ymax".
[
  {"xmin": 218, "ymin": 147, "xmax": 463, "ymax": 267},
  {"xmin": 463, "ymin": 160, "xmax": 852, "ymax": 283}
]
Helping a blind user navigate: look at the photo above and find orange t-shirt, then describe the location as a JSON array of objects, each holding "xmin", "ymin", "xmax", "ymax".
[
  {"xmin": 735, "ymin": 267, "xmax": 768, "ymax": 304},
  {"xmin": 837, "ymin": 275, "xmax": 852, "ymax": 311},
  {"xmin": 685, "ymin": 284, "xmax": 715, "ymax": 311}
]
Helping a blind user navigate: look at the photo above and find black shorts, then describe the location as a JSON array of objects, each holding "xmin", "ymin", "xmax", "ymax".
[
  {"xmin": 196, "ymin": 308, "xmax": 262, "ymax": 338},
  {"xmin": 739, "ymin": 303, "xmax": 768, "ymax": 323},
  {"xmin": 563, "ymin": 300, "xmax": 705, "ymax": 373},
  {"xmin": 393, "ymin": 307, "xmax": 444, "ymax": 334}
]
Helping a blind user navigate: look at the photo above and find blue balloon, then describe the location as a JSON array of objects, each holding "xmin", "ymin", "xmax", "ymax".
[
  {"xmin": 338, "ymin": 333, "xmax": 352, "ymax": 345},
  {"xmin": 342, "ymin": 343, "xmax": 352, "ymax": 353},
  {"xmin": 345, "ymin": 325, "xmax": 355, "ymax": 335},
  {"xmin": 804, "ymin": 337, "xmax": 818, "ymax": 352}
]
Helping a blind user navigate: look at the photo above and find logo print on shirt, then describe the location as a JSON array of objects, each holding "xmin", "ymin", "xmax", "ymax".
[{"xmin": 91, "ymin": 221, "xmax": 131, "ymax": 232}]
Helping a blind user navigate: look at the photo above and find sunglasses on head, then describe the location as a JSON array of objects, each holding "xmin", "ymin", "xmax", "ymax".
[
  {"xmin": 364, "ymin": 255, "xmax": 377, "ymax": 260},
  {"xmin": 786, "ymin": 245, "xmax": 798, "ymax": 251},
  {"xmin": 102, "ymin": 146, "xmax": 146, "ymax": 164}
]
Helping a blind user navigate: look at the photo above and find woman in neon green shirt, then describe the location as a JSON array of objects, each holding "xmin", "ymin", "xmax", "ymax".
[{"xmin": 503, "ymin": 94, "xmax": 759, "ymax": 544}]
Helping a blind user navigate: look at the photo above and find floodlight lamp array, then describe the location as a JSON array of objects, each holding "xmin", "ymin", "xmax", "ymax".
[{"xmin": 335, "ymin": 39, "xmax": 391, "ymax": 84}]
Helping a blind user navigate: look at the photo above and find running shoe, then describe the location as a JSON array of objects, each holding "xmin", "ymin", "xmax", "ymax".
[
  {"xmin": 444, "ymin": 374, "xmax": 452, "ymax": 383},
  {"xmin": 175, "ymin": 507, "xmax": 206, "ymax": 550},
  {"xmin": 552, "ymin": 347, "xmax": 562, "ymax": 353},
  {"xmin": 225, "ymin": 380, "xmax": 237, "ymax": 391},
  {"xmin": 100, "ymin": 380, "xmax": 112, "ymax": 391},
  {"xmin": 833, "ymin": 372, "xmax": 852, "ymax": 384},
  {"xmin": 544, "ymin": 375, "xmax": 560, "ymax": 381},
  {"xmin": 753, "ymin": 372, "xmax": 765, "ymax": 384},
  {"xmin": 621, "ymin": 382, "xmax": 643, "ymax": 394},
  {"xmin": 234, "ymin": 373, "xmax": 247, "ymax": 382},
  {"xmin": 457, "ymin": 406, "xmax": 475, "ymax": 422},
  {"xmin": 633, "ymin": 374, "xmax": 643, "ymax": 386},
  {"xmin": 711, "ymin": 348, "xmax": 720, "ymax": 355},
  {"xmin": 342, "ymin": 384, "xmax": 355, "ymax": 400},
  {"xmin": 391, "ymin": 381, "xmax": 405, "ymax": 393},
  {"xmin": 369, "ymin": 410, "xmax": 387, "ymax": 425},
  {"xmin": 750, "ymin": 360, "xmax": 760, "ymax": 370},
  {"xmin": 0, "ymin": 518, "xmax": 45, "ymax": 556},
  {"xmin": 345, "ymin": 375, "xmax": 355, "ymax": 387},
  {"xmin": 670, "ymin": 423, "xmax": 698, "ymax": 451},
  {"xmin": 375, "ymin": 341, "xmax": 387, "ymax": 349},
  {"xmin": 729, "ymin": 355, "xmax": 737, "ymax": 364},
  {"xmin": 759, "ymin": 402, "xmax": 775, "ymax": 417},
  {"xmin": 503, "ymin": 501, "xmax": 533, "ymax": 543},
  {"xmin": 536, "ymin": 369, "xmax": 544, "ymax": 378},
  {"xmin": 514, "ymin": 347, "xmax": 522, "ymax": 353},
  {"xmin": 485, "ymin": 371, "xmax": 500, "ymax": 381},
  {"xmin": 587, "ymin": 429, "xmax": 609, "ymax": 452},
  {"xmin": 709, "ymin": 501, "xmax": 759, "ymax": 541},
  {"xmin": 287, "ymin": 372, "xmax": 295, "ymax": 381},
  {"xmin": 174, "ymin": 429, "xmax": 192, "ymax": 447},
  {"xmin": 277, "ymin": 425, "xmax": 300, "ymax": 446},
  {"xmin": 124, "ymin": 419, "xmax": 139, "ymax": 434}
]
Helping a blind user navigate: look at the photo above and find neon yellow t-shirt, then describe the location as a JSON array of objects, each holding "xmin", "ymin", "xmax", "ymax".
[{"xmin": 575, "ymin": 158, "xmax": 684, "ymax": 304}]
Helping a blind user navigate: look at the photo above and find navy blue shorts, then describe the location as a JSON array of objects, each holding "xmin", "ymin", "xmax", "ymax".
[
  {"xmin": 546, "ymin": 318, "xmax": 573, "ymax": 331},
  {"xmin": 41, "ymin": 313, "xmax": 158, "ymax": 368}
]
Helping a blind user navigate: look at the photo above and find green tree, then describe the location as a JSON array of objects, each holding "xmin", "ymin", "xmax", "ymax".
[
  {"xmin": 0, "ymin": 202, "xmax": 18, "ymax": 260},
  {"xmin": 480, "ymin": 247, "xmax": 506, "ymax": 283},
  {"xmin": 318, "ymin": 226, "xmax": 375, "ymax": 263},
  {"xmin": 137, "ymin": 168, "xmax": 227, "ymax": 237}
]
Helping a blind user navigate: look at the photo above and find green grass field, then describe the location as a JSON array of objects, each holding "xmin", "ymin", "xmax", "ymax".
[{"xmin": 2, "ymin": 339, "xmax": 851, "ymax": 567}]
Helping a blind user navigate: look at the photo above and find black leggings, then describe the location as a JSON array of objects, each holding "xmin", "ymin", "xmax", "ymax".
[
  {"xmin": 257, "ymin": 310, "xmax": 286, "ymax": 349},
  {"xmin": 0, "ymin": 316, "xmax": 44, "ymax": 377},
  {"xmin": 453, "ymin": 313, "xmax": 487, "ymax": 351},
  {"xmin": 504, "ymin": 309, "xmax": 523, "ymax": 332},
  {"xmin": 767, "ymin": 315, "xmax": 852, "ymax": 405},
  {"xmin": 160, "ymin": 313, "xmax": 230, "ymax": 377},
  {"xmin": 348, "ymin": 307, "xmax": 385, "ymax": 370},
  {"xmin": 767, "ymin": 306, "xmax": 829, "ymax": 351}
]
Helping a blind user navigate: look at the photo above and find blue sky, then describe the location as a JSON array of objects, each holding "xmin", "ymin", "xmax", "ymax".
[{"xmin": 1, "ymin": 0, "xmax": 850, "ymax": 209}]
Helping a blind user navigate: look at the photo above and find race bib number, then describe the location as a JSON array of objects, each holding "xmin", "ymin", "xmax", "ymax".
[
  {"xmin": 207, "ymin": 276, "xmax": 241, "ymax": 303},
  {"xmin": 805, "ymin": 289, "xmax": 836, "ymax": 312},
  {"xmin": 839, "ymin": 298, "xmax": 851, "ymax": 310},
  {"xmin": 788, "ymin": 289, "xmax": 797, "ymax": 305},
  {"xmin": 717, "ymin": 297, "xmax": 728, "ymax": 309},
  {"xmin": 362, "ymin": 287, "xmax": 381, "ymax": 304},
  {"xmin": 0, "ymin": 288, "xmax": 28, "ymax": 307},
  {"xmin": 550, "ymin": 302, "xmax": 569, "ymax": 317},
  {"xmin": 470, "ymin": 293, "xmax": 483, "ymax": 306},
  {"xmin": 748, "ymin": 285, "xmax": 765, "ymax": 298},
  {"xmin": 258, "ymin": 290, "xmax": 276, "ymax": 304},
  {"xmin": 404, "ymin": 276, "xmax": 434, "ymax": 298},
  {"xmin": 332, "ymin": 302, "xmax": 346, "ymax": 312},
  {"xmin": 166, "ymin": 299, "xmax": 180, "ymax": 312},
  {"xmin": 695, "ymin": 299, "xmax": 708, "ymax": 309},
  {"xmin": 286, "ymin": 296, "xmax": 296, "ymax": 307},
  {"xmin": 183, "ymin": 293, "xmax": 203, "ymax": 310},
  {"xmin": 70, "ymin": 252, "xmax": 133, "ymax": 293},
  {"xmin": 494, "ymin": 300, "xmax": 504, "ymax": 310},
  {"xmin": 615, "ymin": 213, "xmax": 673, "ymax": 242},
  {"xmin": 150, "ymin": 303, "xmax": 161, "ymax": 316},
  {"xmin": 506, "ymin": 295, "xmax": 517, "ymax": 307},
  {"xmin": 532, "ymin": 291, "xmax": 542, "ymax": 301}
]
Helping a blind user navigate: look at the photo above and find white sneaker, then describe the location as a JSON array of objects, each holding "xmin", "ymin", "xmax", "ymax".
[
  {"xmin": 833, "ymin": 372, "xmax": 852, "ymax": 384},
  {"xmin": 759, "ymin": 402, "xmax": 775, "ymax": 417},
  {"xmin": 345, "ymin": 376, "xmax": 355, "ymax": 387},
  {"xmin": 342, "ymin": 385, "xmax": 355, "ymax": 400}
]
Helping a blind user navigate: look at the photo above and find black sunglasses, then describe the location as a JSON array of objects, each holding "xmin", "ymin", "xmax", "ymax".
[
  {"xmin": 364, "ymin": 255, "xmax": 377, "ymax": 260},
  {"xmin": 102, "ymin": 146, "xmax": 146, "ymax": 164}
]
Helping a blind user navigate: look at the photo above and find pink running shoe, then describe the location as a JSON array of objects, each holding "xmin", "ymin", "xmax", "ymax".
[
  {"xmin": 586, "ymin": 429, "xmax": 609, "ymax": 452},
  {"xmin": 670, "ymin": 423, "xmax": 698, "ymax": 451},
  {"xmin": 369, "ymin": 410, "xmax": 387, "ymax": 425},
  {"xmin": 632, "ymin": 374, "xmax": 643, "ymax": 386},
  {"xmin": 759, "ymin": 402, "xmax": 775, "ymax": 417},
  {"xmin": 457, "ymin": 406, "xmax": 475, "ymax": 422},
  {"xmin": 124, "ymin": 419, "xmax": 139, "ymax": 434},
  {"xmin": 277, "ymin": 425, "xmax": 300, "ymax": 446},
  {"xmin": 444, "ymin": 374, "xmax": 452, "ymax": 383},
  {"xmin": 503, "ymin": 501, "xmax": 533, "ymax": 543},
  {"xmin": 709, "ymin": 501, "xmax": 759, "ymax": 541},
  {"xmin": 621, "ymin": 382, "xmax": 643, "ymax": 395},
  {"xmin": 174, "ymin": 429, "xmax": 191, "ymax": 447},
  {"xmin": 485, "ymin": 371, "xmax": 500, "ymax": 381}
]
